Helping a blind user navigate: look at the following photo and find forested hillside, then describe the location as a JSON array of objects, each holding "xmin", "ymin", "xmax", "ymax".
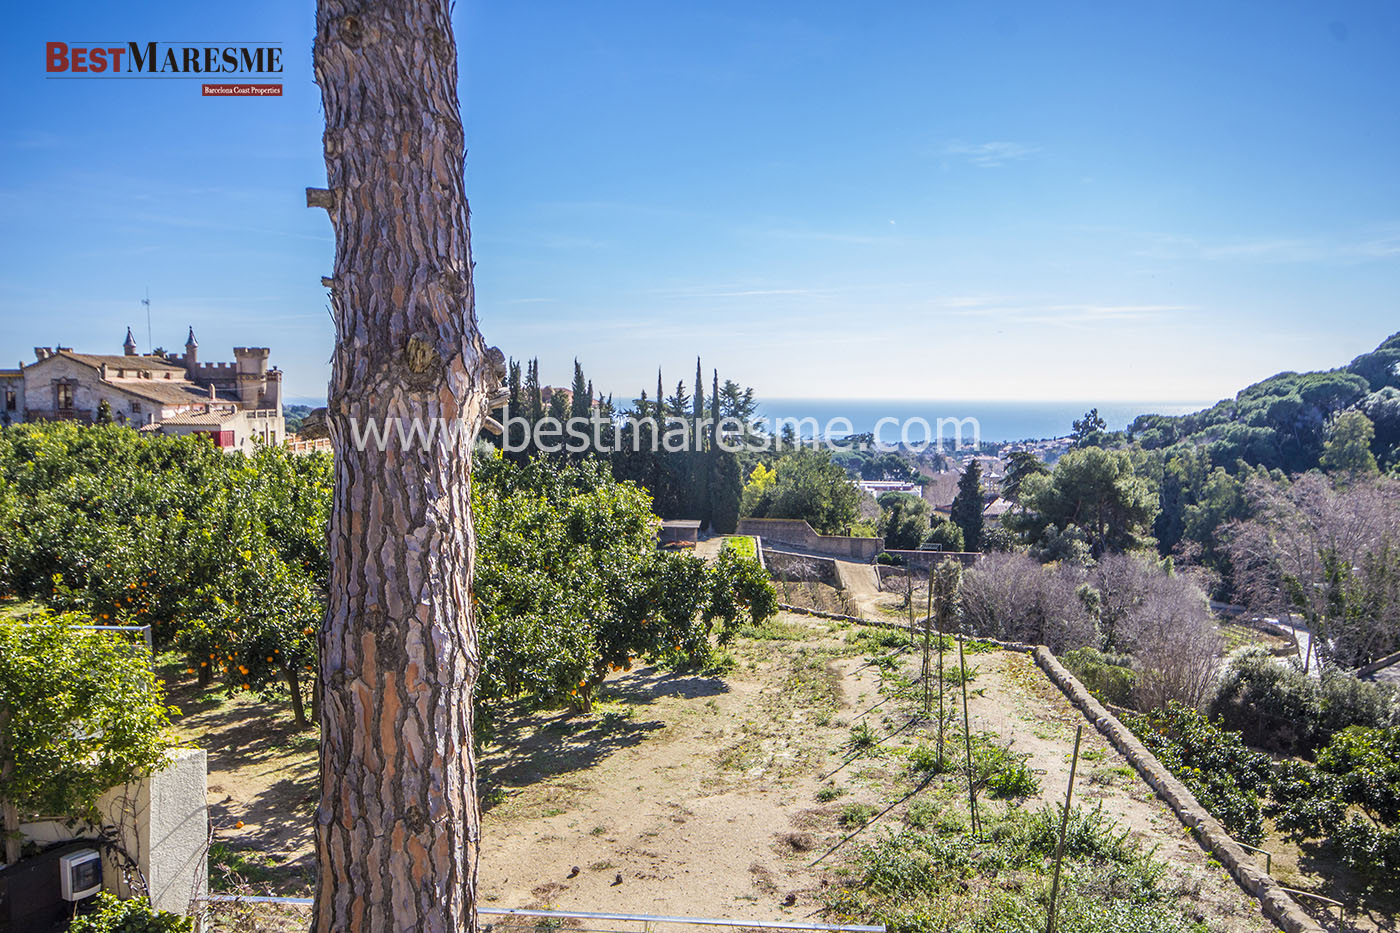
[{"xmin": 1129, "ymin": 332, "xmax": 1400, "ymax": 473}]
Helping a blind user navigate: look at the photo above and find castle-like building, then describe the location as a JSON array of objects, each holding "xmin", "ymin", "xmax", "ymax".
[{"xmin": 0, "ymin": 327, "xmax": 285, "ymax": 452}]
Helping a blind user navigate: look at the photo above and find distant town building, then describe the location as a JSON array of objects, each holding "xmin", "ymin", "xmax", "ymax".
[
  {"xmin": 5, "ymin": 327, "xmax": 285, "ymax": 452},
  {"xmin": 857, "ymin": 479, "xmax": 923, "ymax": 499}
]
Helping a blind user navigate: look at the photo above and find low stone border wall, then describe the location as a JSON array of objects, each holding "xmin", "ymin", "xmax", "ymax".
[
  {"xmin": 1357, "ymin": 647, "xmax": 1400, "ymax": 678},
  {"xmin": 769, "ymin": 604, "xmax": 1326, "ymax": 932},
  {"xmin": 1032, "ymin": 647, "xmax": 1325, "ymax": 933},
  {"xmin": 778, "ymin": 604, "xmax": 863, "ymax": 623},
  {"xmin": 776, "ymin": 606, "xmax": 1037, "ymax": 655}
]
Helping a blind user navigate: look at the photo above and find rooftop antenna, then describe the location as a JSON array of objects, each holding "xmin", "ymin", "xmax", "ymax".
[{"xmin": 141, "ymin": 288, "xmax": 152, "ymax": 354}]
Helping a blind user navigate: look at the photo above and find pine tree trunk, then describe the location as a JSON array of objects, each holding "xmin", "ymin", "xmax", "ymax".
[{"xmin": 312, "ymin": 3, "xmax": 492, "ymax": 930}]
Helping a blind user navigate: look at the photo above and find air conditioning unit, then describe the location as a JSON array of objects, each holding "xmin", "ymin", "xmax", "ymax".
[{"xmin": 58, "ymin": 850, "xmax": 102, "ymax": 902}]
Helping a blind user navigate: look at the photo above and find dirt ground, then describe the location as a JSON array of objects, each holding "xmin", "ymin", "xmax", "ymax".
[{"xmin": 175, "ymin": 613, "xmax": 1294, "ymax": 930}]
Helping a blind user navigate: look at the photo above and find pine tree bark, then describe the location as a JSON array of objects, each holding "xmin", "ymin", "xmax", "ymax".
[{"xmin": 311, "ymin": 3, "xmax": 492, "ymax": 930}]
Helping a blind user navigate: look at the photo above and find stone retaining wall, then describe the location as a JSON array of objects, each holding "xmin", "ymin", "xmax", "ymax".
[
  {"xmin": 772, "ymin": 599, "xmax": 1328, "ymax": 933},
  {"xmin": 737, "ymin": 518, "xmax": 883, "ymax": 562},
  {"xmin": 1031, "ymin": 648, "xmax": 1325, "ymax": 933}
]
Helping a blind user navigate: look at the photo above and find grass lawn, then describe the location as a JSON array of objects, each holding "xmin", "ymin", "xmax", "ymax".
[{"xmin": 721, "ymin": 535, "xmax": 757, "ymax": 559}]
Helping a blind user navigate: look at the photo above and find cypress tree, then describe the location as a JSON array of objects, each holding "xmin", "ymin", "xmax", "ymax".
[
  {"xmin": 505, "ymin": 359, "xmax": 523, "ymax": 460},
  {"xmin": 691, "ymin": 357, "xmax": 708, "ymax": 525},
  {"xmin": 692, "ymin": 357, "xmax": 704, "ymax": 433},
  {"xmin": 950, "ymin": 460, "xmax": 985, "ymax": 552},
  {"xmin": 570, "ymin": 359, "xmax": 589, "ymax": 420}
]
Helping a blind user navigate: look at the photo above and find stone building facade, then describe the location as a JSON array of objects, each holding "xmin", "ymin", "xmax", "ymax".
[{"xmin": 6, "ymin": 328, "xmax": 285, "ymax": 452}]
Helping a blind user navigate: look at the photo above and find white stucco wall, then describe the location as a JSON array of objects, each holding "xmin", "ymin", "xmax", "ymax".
[{"xmin": 19, "ymin": 747, "xmax": 208, "ymax": 915}]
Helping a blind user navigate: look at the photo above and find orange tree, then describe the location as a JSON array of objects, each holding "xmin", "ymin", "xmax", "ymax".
[
  {"xmin": 0, "ymin": 424, "xmax": 329, "ymax": 721},
  {"xmin": 472, "ymin": 450, "xmax": 776, "ymax": 722}
]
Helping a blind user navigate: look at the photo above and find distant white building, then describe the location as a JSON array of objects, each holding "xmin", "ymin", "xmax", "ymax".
[
  {"xmin": 858, "ymin": 479, "xmax": 922, "ymax": 499},
  {"xmin": 6, "ymin": 327, "xmax": 285, "ymax": 453}
]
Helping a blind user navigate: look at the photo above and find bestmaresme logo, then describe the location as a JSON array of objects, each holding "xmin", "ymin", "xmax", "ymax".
[{"xmin": 46, "ymin": 42, "xmax": 284, "ymax": 97}]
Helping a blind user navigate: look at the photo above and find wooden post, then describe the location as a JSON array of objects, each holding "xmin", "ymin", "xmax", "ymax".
[{"xmin": 1046, "ymin": 725, "xmax": 1083, "ymax": 933}]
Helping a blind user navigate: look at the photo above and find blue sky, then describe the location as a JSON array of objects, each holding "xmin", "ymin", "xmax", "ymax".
[{"xmin": 2, "ymin": 1, "xmax": 1397, "ymax": 404}]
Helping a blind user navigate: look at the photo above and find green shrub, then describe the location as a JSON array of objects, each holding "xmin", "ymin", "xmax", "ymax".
[
  {"xmin": 67, "ymin": 893, "xmax": 192, "ymax": 933},
  {"xmin": 847, "ymin": 721, "xmax": 879, "ymax": 752},
  {"xmin": 1210, "ymin": 647, "xmax": 1397, "ymax": 755},
  {"xmin": 903, "ymin": 799, "xmax": 958, "ymax": 832},
  {"xmin": 905, "ymin": 741, "xmax": 952, "ymax": 777},
  {"xmin": 1012, "ymin": 804, "xmax": 1140, "ymax": 865},
  {"xmin": 0, "ymin": 614, "xmax": 173, "ymax": 824},
  {"xmin": 1061, "ymin": 647, "xmax": 1137, "ymax": 708},
  {"xmin": 817, "ymin": 784, "xmax": 847, "ymax": 802},
  {"xmin": 831, "ymin": 810, "xmax": 1206, "ymax": 933},
  {"xmin": 839, "ymin": 801, "xmax": 881, "ymax": 828},
  {"xmin": 1125, "ymin": 702, "xmax": 1271, "ymax": 845},
  {"xmin": 1268, "ymin": 726, "xmax": 1400, "ymax": 890},
  {"xmin": 974, "ymin": 741, "xmax": 1040, "ymax": 799}
]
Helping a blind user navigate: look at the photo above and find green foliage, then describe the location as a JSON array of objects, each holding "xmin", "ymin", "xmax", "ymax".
[
  {"xmin": 1061, "ymin": 647, "xmax": 1138, "ymax": 708},
  {"xmin": 1268, "ymin": 726, "xmax": 1400, "ymax": 890},
  {"xmin": 878, "ymin": 492, "xmax": 930, "ymax": 551},
  {"xmin": 1012, "ymin": 804, "xmax": 1140, "ymax": 864},
  {"xmin": 1210, "ymin": 648, "xmax": 1398, "ymax": 755},
  {"xmin": 707, "ymin": 445, "xmax": 743, "ymax": 534},
  {"xmin": 741, "ymin": 447, "xmax": 860, "ymax": 534},
  {"xmin": 1124, "ymin": 702, "xmax": 1271, "ymax": 845},
  {"xmin": 66, "ymin": 893, "xmax": 192, "ymax": 933},
  {"xmin": 847, "ymin": 721, "xmax": 880, "ymax": 751},
  {"xmin": 1360, "ymin": 387, "xmax": 1400, "ymax": 471},
  {"xmin": 1320, "ymin": 410, "xmax": 1380, "ymax": 476},
  {"xmin": 0, "ymin": 422, "xmax": 775, "ymax": 739},
  {"xmin": 949, "ymin": 462, "xmax": 984, "ymax": 552},
  {"xmin": 1071, "ymin": 408, "xmax": 1108, "ymax": 449},
  {"xmin": 969, "ymin": 734, "xmax": 1040, "ymax": 798},
  {"xmin": 473, "ymin": 451, "xmax": 776, "ymax": 721},
  {"xmin": 904, "ymin": 741, "xmax": 949, "ymax": 776},
  {"xmin": 1005, "ymin": 447, "xmax": 1157, "ymax": 559},
  {"xmin": 830, "ymin": 806, "xmax": 1205, "ymax": 933},
  {"xmin": 0, "ymin": 424, "xmax": 330, "ymax": 720},
  {"xmin": 1150, "ymin": 449, "xmax": 1250, "ymax": 581},
  {"xmin": 705, "ymin": 547, "xmax": 778, "ymax": 637},
  {"xmin": 839, "ymin": 801, "xmax": 881, "ymax": 827},
  {"xmin": 0, "ymin": 612, "xmax": 173, "ymax": 822},
  {"xmin": 923, "ymin": 517, "xmax": 964, "ymax": 553},
  {"xmin": 1130, "ymin": 342, "xmax": 1386, "ymax": 473},
  {"xmin": 1002, "ymin": 450, "xmax": 1050, "ymax": 503}
]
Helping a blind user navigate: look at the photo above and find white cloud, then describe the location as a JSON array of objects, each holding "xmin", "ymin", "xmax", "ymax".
[{"xmin": 936, "ymin": 140, "xmax": 1041, "ymax": 168}]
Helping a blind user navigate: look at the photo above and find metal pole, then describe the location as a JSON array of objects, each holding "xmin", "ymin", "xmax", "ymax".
[
  {"xmin": 922, "ymin": 563, "xmax": 934, "ymax": 716},
  {"xmin": 906, "ymin": 568, "xmax": 915, "ymax": 649},
  {"xmin": 958, "ymin": 625, "xmax": 978, "ymax": 838},
  {"xmin": 937, "ymin": 582, "xmax": 946, "ymax": 772},
  {"xmin": 1046, "ymin": 725, "xmax": 1083, "ymax": 933}
]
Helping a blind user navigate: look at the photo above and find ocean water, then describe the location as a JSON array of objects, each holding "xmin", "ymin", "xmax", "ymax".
[{"xmin": 757, "ymin": 398, "xmax": 1213, "ymax": 444}]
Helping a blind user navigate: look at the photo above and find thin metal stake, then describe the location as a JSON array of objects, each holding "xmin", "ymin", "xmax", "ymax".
[
  {"xmin": 958, "ymin": 625, "xmax": 979, "ymax": 838},
  {"xmin": 937, "ymin": 583, "xmax": 946, "ymax": 771},
  {"xmin": 922, "ymin": 564, "xmax": 934, "ymax": 716},
  {"xmin": 906, "ymin": 568, "xmax": 915, "ymax": 649},
  {"xmin": 1046, "ymin": 724, "xmax": 1083, "ymax": 933}
]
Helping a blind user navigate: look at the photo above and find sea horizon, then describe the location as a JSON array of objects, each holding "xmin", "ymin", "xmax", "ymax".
[
  {"xmin": 757, "ymin": 398, "xmax": 1213, "ymax": 444},
  {"xmin": 283, "ymin": 395, "xmax": 1215, "ymax": 446}
]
